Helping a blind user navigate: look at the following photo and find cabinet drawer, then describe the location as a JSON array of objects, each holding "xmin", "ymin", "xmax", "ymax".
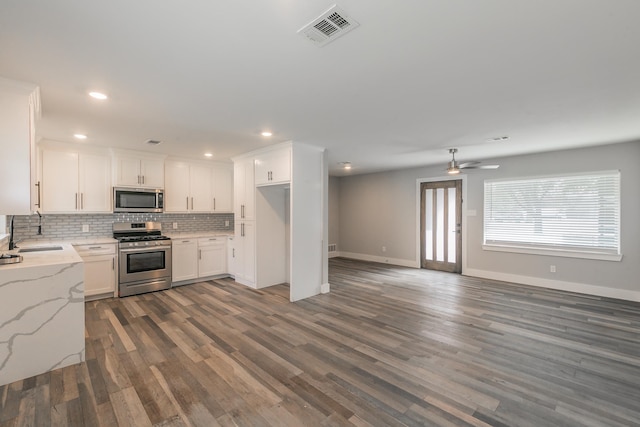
[
  {"xmin": 74, "ymin": 244, "xmax": 116, "ymax": 257},
  {"xmin": 198, "ymin": 237, "xmax": 226, "ymax": 246}
]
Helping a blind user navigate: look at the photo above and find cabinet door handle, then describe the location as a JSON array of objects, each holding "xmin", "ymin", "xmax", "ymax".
[
  {"xmin": 35, "ymin": 181, "xmax": 41, "ymax": 208},
  {"xmin": 142, "ymin": 175, "xmax": 145, "ymax": 185},
  {"xmin": 191, "ymin": 197, "xmax": 194, "ymax": 210},
  {"xmin": 112, "ymin": 258, "xmax": 115, "ymax": 270},
  {"xmin": 241, "ymin": 223, "xmax": 244, "ymax": 237},
  {"xmin": 137, "ymin": 175, "xmax": 141, "ymax": 184},
  {"xmin": 232, "ymin": 248, "xmax": 235, "ymax": 257},
  {"xmin": 81, "ymin": 193, "xmax": 84, "ymax": 209},
  {"xmin": 213, "ymin": 198, "xmax": 216, "ymax": 211},
  {"xmin": 186, "ymin": 197, "xmax": 189, "ymax": 210},
  {"xmin": 198, "ymin": 249, "xmax": 201, "ymax": 260},
  {"xmin": 75, "ymin": 193, "xmax": 78, "ymax": 209}
]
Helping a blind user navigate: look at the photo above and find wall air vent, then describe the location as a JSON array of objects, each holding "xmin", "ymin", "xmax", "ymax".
[{"xmin": 298, "ymin": 5, "xmax": 360, "ymax": 47}]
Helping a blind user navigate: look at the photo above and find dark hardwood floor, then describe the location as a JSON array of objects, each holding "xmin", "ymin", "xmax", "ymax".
[{"xmin": 2, "ymin": 257, "xmax": 640, "ymax": 426}]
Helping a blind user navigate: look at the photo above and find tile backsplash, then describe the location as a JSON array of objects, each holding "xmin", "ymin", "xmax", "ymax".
[{"xmin": 7, "ymin": 212, "xmax": 234, "ymax": 242}]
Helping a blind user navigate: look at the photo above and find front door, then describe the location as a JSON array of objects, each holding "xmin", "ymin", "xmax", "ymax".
[{"xmin": 420, "ymin": 180, "xmax": 462, "ymax": 273}]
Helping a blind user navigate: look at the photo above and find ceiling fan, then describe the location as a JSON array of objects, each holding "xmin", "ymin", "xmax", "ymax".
[{"xmin": 446, "ymin": 148, "xmax": 500, "ymax": 174}]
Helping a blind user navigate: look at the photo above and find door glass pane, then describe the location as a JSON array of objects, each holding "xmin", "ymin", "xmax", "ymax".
[
  {"xmin": 425, "ymin": 189, "xmax": 433, "ymax": 261},
  {"xmin": 436, "ymin": 188, "xmax": 444, "ymax": 262},
  {"xmin": 447, "ymin": 187, "xmax": 456, "ymax": 263}
]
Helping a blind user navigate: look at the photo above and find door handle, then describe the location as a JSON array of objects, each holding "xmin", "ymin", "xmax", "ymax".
[{"xmin": 35, "ymin": 181, "xmax": 41, "ymax": 208}]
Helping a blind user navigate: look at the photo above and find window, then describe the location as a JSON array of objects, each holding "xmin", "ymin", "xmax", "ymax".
[{"xmin": 483, "ymin": 171, "xmax": 621, "ymax": 260}]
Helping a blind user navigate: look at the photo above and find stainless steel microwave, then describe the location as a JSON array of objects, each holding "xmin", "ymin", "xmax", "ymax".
[{"xmin": 113, "ymin": 187, "xmax": 164, "ymax": 213}]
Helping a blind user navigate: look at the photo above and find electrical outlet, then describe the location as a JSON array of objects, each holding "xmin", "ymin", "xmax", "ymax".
[
  {"xmin": 82, "ymin": 224, "xmax": 89, "ymax": 233},
  {"xmin": 225, "ymin": 220, "xmax": 229, "ymax": 227},
  {"xmin": 550, "ymin": 265, "xmax": 556, "ymax": 273},
  {"xmin": 382, "ymin": 246, "xmax": 386, "ymax": 252},
  {"xmin": 173, "ymin": 222, "xmax": 178, "ymax": 229}
]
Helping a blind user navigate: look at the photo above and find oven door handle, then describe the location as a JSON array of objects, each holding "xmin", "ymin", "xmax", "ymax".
[{"xmin": 120, "ymin": 246, "xmax": 171, "ymax": 254}]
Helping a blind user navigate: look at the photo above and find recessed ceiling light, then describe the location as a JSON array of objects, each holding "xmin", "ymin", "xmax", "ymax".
[
  {"xmin": 204, "ymin": 153, "xmax": 213, "ymax": 158},
  {"xmin": 89, "ymin": 91, "xmax": 108, "ymax": 100},
  {"xmin": 261, "ymin": 131, "xmax": 273, "ymax": 137},
  {"xmin": 73, "ymin": 134, "xmax": 87, "ymax": 140}
]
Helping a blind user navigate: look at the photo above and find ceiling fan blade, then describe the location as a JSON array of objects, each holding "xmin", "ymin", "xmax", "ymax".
[
  {"xmin": 457, "ymin": 161, "xmax": 480, "ymax": 168},
  {"xmin": 460, "ymin": 164, "xmax": 500, "ymax": 170}
]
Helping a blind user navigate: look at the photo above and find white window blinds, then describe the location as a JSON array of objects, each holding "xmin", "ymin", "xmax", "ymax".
[{"xmin": 484, "ymin": 171, "xmax": 620, "ymax": 255}]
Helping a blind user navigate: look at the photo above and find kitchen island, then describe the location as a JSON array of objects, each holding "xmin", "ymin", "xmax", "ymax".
[{"xmin": 0, "ymin": 243, "xmax": 85, "ymax": 386}]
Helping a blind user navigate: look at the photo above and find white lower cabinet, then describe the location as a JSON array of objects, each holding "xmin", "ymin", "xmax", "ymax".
[
  {"xmin": 74, "ymin": 243, "xmax": 117, "ymax": 299},
  {"xmin": 227, "ymin": 236, "xmax": 237, "ymax": 277},
  {"xmin": 172, "ymin": 238, "xmax": 198, "ymax": 282},
  {"xmin": 172, "ymin": 235, "xmax": 229, "ymax": 285},
  {"xmin": 233, "ymin": 221, "xmax": 255, "ymax": 287},
  {"xmin": 198, "ymin": 237, "xmax": 226, "ymax": 277}
]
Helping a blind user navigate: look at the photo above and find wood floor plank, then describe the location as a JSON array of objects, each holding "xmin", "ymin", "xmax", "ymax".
[{"xmin": 3, "ymin": 258, "xmax": 640, "ymax": 426}]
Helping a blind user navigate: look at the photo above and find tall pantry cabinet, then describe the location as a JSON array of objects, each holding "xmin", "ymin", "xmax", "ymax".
[
  {"xmin": 232, "ymin": 157, "xmax": 256, "ymax": 286},
  {"xmin": 232, "ymin": 141, "xmax": 327, "ymax": 302}
]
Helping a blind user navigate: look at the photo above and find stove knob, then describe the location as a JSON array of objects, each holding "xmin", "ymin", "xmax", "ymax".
[
  {"xmin": 145, "ymin": 242, "xmax": 150, "ymax": 246},
  {"xmin": 134, "ymin": 242, "xmax": 139, "ymax": 246}
]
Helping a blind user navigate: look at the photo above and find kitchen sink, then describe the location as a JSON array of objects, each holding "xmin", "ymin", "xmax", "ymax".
[{"xmin": 19, "ymin": 246, "xmax": 64, "ymax": 253}]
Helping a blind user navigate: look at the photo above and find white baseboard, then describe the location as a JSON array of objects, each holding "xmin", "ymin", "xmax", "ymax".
[
  {"xmin": 464, "ymin": 267, "xmax": 640, "ymax": 302},
  {"xmin": 328, "ymin": 252, "xmax": 340, "ymax": 259},
  {"xmin": 321, "ymin": 282, "xmax": 330, "ymax": 293},
  {"xmin": 336, "ymin": 251, "xmax": 420, "ymax": 268}
]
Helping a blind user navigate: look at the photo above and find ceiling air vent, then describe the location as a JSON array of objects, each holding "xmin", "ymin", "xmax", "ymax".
[
  {"xmin": 146, "ymin": 139, "xmax": 162, "ymax": 145},
  {"xmin": 298, "ymin": 5, "xmax": 360, "ymax": 47}
]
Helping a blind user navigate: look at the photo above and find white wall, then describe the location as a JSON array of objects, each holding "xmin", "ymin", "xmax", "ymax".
[
  {"xmin": 328, "ymin": 176, "xmax": 341, "ymax": 249},
  {"xmin": 335, "ymin": 141, "xmax": 640, "ymax": 300}
]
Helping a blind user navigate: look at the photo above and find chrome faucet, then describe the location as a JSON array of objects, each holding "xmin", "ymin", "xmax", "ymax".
[{"xmin": 8, "ymin": 215, "xmax": 16, "ymax": 250}]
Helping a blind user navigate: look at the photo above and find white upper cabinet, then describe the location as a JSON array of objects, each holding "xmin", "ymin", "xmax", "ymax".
[
  {"xmin": 41, "ymin": 148, "xmax": 111, "ymax": 213},
  {"xmin": 233, "ymin": 157, "xmax": 255, "ymax": 220},
  {"xmin": 212, "ymin": 167, "xmax": 233, "ymax": 212},
  {"xmin": 190, "ymin": 165, "xmax": 213, "ymax": 212},
  {"xmin": 0, "ymin": 78, "xmax": 40, "ymax": 215},
  {"xmin": 254, "ymin": 147, "xmax": 291, "ymax": 186},
  {"xmin": 164, "ymin": 161, "xmax": 213, "ymax": 213},
  {"xmin": 115, "ymin": 155, "xmax": 164, "ymax": 188}
]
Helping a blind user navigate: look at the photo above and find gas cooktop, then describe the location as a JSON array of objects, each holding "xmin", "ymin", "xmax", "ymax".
[{"xmin": 115, "ymin": 235, "xmax": 170, "ymax": 242}]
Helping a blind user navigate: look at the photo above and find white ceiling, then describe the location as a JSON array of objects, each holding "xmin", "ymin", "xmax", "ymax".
[{"xmin": 1, "ymin": 1, "xmax": 639, "ymax": 176}]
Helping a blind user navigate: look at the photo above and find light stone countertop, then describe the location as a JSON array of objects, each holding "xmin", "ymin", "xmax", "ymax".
[{"xmin": 1, "ymin": 243, "xmax": 82, "ymax": 270}]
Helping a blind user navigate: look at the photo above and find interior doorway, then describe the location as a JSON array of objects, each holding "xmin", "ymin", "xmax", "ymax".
[{"xmin": 420, "ymin": 180, "xmax": 462, "ymax": 273}]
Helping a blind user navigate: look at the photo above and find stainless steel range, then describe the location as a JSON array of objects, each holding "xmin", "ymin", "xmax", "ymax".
[{"xmin": 113, "ymin": 222, "xmax": 172, "ymax": 297}]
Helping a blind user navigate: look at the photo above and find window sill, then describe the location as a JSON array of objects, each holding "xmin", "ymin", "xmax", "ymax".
[{"xmin": 482, "ymin": 244, "xmax": 622, "ymax": 262}]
